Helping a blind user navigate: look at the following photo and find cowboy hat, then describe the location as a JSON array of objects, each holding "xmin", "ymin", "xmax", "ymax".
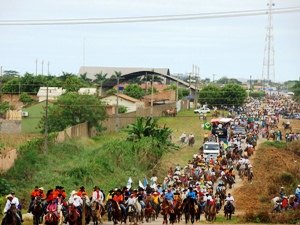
[
  {"xmin": 6, "ymin": 194, "xmax": 13, "ymax": 199},
  {"xmin": 71, "ymin": 190, "xmax": 77, "ymax": 195},
  {"xmin": 39, "ymin": 187, "xmax": 44, "ymax": 191}
]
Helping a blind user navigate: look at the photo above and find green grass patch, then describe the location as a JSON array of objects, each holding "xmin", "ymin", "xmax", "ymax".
[
  {"xmin": 262, "ymin": 141, "xmax": 287, "ymax": 149},
  {"xmin": 21, "ymin": 101, "xmax": 51, "ymax": 133}
]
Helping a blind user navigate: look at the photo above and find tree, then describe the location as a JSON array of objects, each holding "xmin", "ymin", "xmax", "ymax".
[
  {"xmin": 62, "ymin": 76, "xmax": 88, "ymax": 92},
  {"xmin": 39, "ymin": 93, "xmax": 107, "ymax": 133},
  {"xmin": 198, "ymin": 84, "xmax": 221, "ymax": 107},
  {"xmin": 221, "ymin": 84, "xmax": 247, "ymax": 106},
  {"xmin": 19, "ymin": 92, "xmax": 35, "ymax": 105},
  {"xmin": 94, "ymin": 72, "xmax": 108, "ymax": 96},
  {"xmin": 123, "ymin": 84, "xmax": 145, "ymax": 99},
  {"xmin": 1, "ymin": 77, "xmax": 20, "ymax": 94},
  {"xmin": 79, "ymin": 73, "xmax": 92, "ymax": 84}
]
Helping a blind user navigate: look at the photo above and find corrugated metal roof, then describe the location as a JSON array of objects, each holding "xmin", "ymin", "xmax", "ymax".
[{"xmin": 78, "ymin": 66, "xmax": 170, "ymax": 80}]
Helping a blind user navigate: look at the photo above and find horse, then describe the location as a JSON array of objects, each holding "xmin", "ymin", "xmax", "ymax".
[
  {"xmin": 91, "ymin": 201, "xmax": 103, "ymax": 225},
  {"xmin": 247, "ymin": 168, "xmax": 254, "ymax": 183},
  {"xmin": 282, "ymin": 122, "xmax": 292, "ymax": 132},
  {"xmin": 163, "ymin": 108, "xmax": 177, "ymax": 117},
  {"xmin": 173, "ymin": 199, "xmax": 183, "ymax": 223},
  {"xmin": 133, "ymin": 200, "xmax": 144, "ymax": 223},
  {"xmin": 107, "ymin": 199, "xmax": 124, "ymax": 225},
  {"xmin": 245, "ymin": 147, "xmax": 254, "ymax": 158},
  {"xmin": 32, "ymin": 197, "xmax": 44, "ymax": 225},
  {"xmin": 44, "ymin": 211, "xmax": 59, "ymax": 225},
  {"xmin": 125, "ymin": 204, "xmax": 138, "ymax": 225},
  {"xmin": 161, "ymin": 199, "xmax": 176, "ymax": 225},
  {"xmin": 182, "ymin": 198, "xmax": 195, "ymax": 224},
  {"xmin": 144, "ymin": 200, "xmax": 155, "ymax": 222},
  {"xmin": 1, "ymin": 204, "xmax": 20, "ymax": 225},
  {"xmin": 188, "ymin": 136, "xmax": 195, "ymax": 147},
  {"xmin": 224, "ymin": 202, "xmax": 234, "ymax": 220},
  {"xmin": 204, "ymin": 202, "xmax": 217, "ymax": 221},
  {"xmin": 67, "ymin": 204, "xmax": 81, "ymax": 225}
]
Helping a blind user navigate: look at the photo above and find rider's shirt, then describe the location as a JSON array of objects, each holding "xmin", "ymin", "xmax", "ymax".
[
  {"xmin": 225, "ymin": 196, "xmax": 234, "ymax": 203},
  {"xmin": 92, "ymin": 190, "xmax": 104, "ymax": 203}
]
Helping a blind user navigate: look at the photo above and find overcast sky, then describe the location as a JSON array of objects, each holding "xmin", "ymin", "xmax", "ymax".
[{"xmin": 0, "ymin": 0, "xmax": 299, "ymax": 82}]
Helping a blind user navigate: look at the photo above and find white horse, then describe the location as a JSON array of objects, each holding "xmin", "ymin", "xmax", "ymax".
[
  {"xmin": 57, "ymin": 203, "xmax": 64, "ymax": 225},
  {"xmin": 134, "ymin": 199, "xmax": 144, "ymax": 223}
]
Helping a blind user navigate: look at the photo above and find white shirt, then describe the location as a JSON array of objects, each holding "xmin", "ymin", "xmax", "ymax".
[
  {"xmin": 126, "ymin": 197, "xmax": 136, "ymax": 205},
  {"xmin": 92, "ymin": 190, "xmax": 104, "ymax": 203},
  {"xmin": 4, "ymin": 197, "xmax": 19, "ymax": 213},
  {"xmin": 69, "ymin": 194, "xmax": 83, "ymax": 207},
  {"xmin": 226, "ymin": 196, "xmax": 234, "ymax": 202}
]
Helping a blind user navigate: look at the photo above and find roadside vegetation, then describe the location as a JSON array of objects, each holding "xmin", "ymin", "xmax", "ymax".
[{"xmin": 235, "ymin": 140, "xmax": 300, "ymax": 224}]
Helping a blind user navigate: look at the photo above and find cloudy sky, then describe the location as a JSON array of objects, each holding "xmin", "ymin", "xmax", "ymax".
[{"xmin": 0, "ymin": 0, "xmax": 299, "ymax": 82}]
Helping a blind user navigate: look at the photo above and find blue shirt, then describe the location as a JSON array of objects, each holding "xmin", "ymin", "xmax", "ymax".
[
  {"xmin": 186, "ymin": 191, "xmax": 196, "ymax": 199},
  {"xmin": 164, "ymin": 192, "xmax": 174, "ymax": 200}
]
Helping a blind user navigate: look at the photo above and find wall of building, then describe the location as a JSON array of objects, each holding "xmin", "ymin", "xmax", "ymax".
[{"xmin": 0, "ymin": 120, "xmax": 22, "ymax": 134}]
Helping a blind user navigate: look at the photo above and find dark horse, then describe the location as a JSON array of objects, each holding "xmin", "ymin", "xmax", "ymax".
[
  {"xmin": 182, "ymin": 198, "xmax": 195, "ymax": 224},
  {"xmin": 67, "ymin": 205, "xmax": 81, "ymax": 225},
  {"xmin": 1, "ymin": 204, "xmax": 21, "ymax": 225},
  {"xmin": 224, "ymin": 202, "xmax": 234, "ymax": 220},
  {"xmin": 107, "ymin": 199, "xmax": 125, "ymax": 225},
  {"xmin": 32, "ymin": 197, "xmax": 44, "ymax": 225}
]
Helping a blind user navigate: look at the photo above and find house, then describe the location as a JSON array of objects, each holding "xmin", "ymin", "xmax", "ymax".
[
  {"xmin": 37, "ymin": 87, "xmax": 66, "ymax": 102},
  {"xmin": 101, "ymin": 93, "xmax": 144, "ymax": 113},
  {"xmin": 78, "ymin": 88, "xmax": 97, "ymax": 95},
  {"xmin": 143, "ymin": 90, "xmax": 176, "ymax": 106}
]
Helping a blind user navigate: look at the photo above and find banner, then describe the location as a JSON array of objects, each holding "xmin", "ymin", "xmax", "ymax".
[
  {"xmin": 126, "ymin": 177, "xmax": 133, "ymax": 189},
  {"xmin": 203, "ymin": 122, "xmax": 212, "ymax": 130},
  {"xmin": 143, "ymin": 177, "xmax": 148, "ymax": 187},
  {"xmin": 139, "ymin": 180, "xmax": 144, "ymax": 189}
]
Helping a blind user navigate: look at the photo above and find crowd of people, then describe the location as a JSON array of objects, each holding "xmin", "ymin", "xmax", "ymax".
[{"xmin": 2, "ymin": 94, "xmax": 300, "ymax": 224}]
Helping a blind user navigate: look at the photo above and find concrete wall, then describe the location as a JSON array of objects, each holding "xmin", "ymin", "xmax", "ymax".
[
  {"xmin": 0, "ymin": 148, "xmax": 17, "ymax": 173},
  {"xmin": 56, "ymin": 122, "xmax": 89, "ymax": 143},
  {"xmin": 0, "ymin": 120, "xmax": 22, "ymax": 134},
  {"xmin": 100, "ymin": 103, "xmax": 176, "ymax": 133}
]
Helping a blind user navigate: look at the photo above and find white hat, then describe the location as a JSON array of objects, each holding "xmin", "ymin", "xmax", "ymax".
[
  {"xmin": 39, "ymin": 187, "xmax": 44, "ymax": 191},
  {"xmin": 6, "ymin": 194, "xmax": 13, "ymax": 199},
  {"xmin": 298, "ymin": 184, "xmax": 300, "ymax": 188},
  {"xmin": 71, "ymin": 190, "xmax": 77, "ymax": 195}
]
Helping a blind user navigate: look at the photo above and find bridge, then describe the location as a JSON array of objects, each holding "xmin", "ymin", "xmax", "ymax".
[{"xmin": 78, "ymin": 66, "xmax": 197, "ymax": 90}]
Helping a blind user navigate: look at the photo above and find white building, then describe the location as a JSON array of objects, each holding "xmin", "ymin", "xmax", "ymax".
[
  {"xmin": 78, "ymin": 88, "xmax": 97, "ymax": 95},
  {"xmin": 101, "ymin": 94, "xmax": 144, "ymax": 113},
  {"xmin": 37, "ymin": 87, "xmax": 66, "ymax": 102}
]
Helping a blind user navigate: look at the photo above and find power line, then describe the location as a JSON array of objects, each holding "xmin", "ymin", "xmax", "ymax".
[{"xmin": 0, "ymin": 7, "xmax": 299, "ymax": 26}]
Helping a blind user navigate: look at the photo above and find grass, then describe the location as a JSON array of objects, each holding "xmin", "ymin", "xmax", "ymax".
[{"xmin": 21, "ymin": 101, "xmax": 51, "ymax": 133}]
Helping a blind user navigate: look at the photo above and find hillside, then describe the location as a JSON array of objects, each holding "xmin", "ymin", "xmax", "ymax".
[{"xmin": 234, "ymin": 139, "xmax": 300, "ymax": 223}]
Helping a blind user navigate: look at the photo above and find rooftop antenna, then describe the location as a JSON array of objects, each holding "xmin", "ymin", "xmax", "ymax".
[{"xmin": 262, "ymin": 0, "xmax": 275, "ymax": 85}]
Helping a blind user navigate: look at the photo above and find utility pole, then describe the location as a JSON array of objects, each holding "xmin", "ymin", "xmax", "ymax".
[
  {"xmin": 115, "ymin": 75, "xmax": 120, "ymax": 131},
  {"xmin": 262, "ymin": 0, "xmax": 275, "ymax": 84},
  {"xmin": 213, "ymin": 74, "xmax": 216, "ymax": 83},
  {"xmin": 150, "ymin": 72, "xmax": 154, "ymax": 117},
  {"xmin": 47, "ymin": 61, "xmax": 50, "ymax": 76},
  {"xmin": 44, "ymin": 83, "xmax": 49, "ymax": 154},
  {"xmin": 195, "ymin": 66, "xmax": 199, "ymax": 108},
  {"xmin": 176, "ymin": 74, "xmax": 179, "ymax": 103},
  {"xmin": 35, "ymin": 59, "xmax": 38, "ymax": 75},
  {"xmin": 41, "ymin": 60, "xmax": 44, "ymax": 75}
]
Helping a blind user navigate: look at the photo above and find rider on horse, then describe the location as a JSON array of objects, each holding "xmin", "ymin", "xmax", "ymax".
[
  {"xmin": 164, "ymin": 188, "xmax": 174, "ymax": 208},
  {"xmin": 68, "ymin": 190, "xmax": 83, "ymax": 216},
  {"xmin": 225, "ymin": 193, "xmax": 235, "ymax": 214},
  {"xmin": 3, "ymin": 193, "xmax": 23, "ymax": 223},
  {"xmin": 112, "ymin": 189, "xmax": 126, "ymax": 216},
  {"xmin": 186, "ymin": 187, "xmax": 197, "ymax": 204}
]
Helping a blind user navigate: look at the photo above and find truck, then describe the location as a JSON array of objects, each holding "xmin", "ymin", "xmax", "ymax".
[{"xmin": 203, "ymin": 141, "xmax": 220, "ymax": 160}]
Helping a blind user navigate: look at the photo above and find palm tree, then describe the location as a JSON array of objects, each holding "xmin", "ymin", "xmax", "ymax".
[
  {"xmin": 80, "ymin": 72, "xmax": 92, "ymax": 84},
  {"xmin": 94, "ymin": 72, "xmax": 108, "ymax": 96}
]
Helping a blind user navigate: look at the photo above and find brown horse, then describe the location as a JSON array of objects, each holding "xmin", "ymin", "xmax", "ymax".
[
  {"xmin": 67, "ymin": 205, "xmax": 81, "ymax": 225},
  {"xmin": 107, "ymin": 199, "xmax": 124, "ymax": 225},
  {"xmin": 91, "ymin": 202, "xmax": 104, "ymax": 225},
  {"xmin": 204, "ymin": 202, "xmax": 217, "ymax": 221},
  {"xmin": 161, "ymin": 199, "xmax": 176, "ymax": 224},
  {"xmin": 44, "ymin": 211, "xmax": 59, "ymax": 225},
  {"xmin": 144, "ymin": 200, "xmax": 155, "ymax": 222},
  {"xmin": 173, "ymin": 199, "xmax": 183, "ymax": 223}
]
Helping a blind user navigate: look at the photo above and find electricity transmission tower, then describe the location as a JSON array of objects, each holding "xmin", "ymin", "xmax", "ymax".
[{"xmin": 262, "ymin": 0, "xmax": 275, "ymax": 85}]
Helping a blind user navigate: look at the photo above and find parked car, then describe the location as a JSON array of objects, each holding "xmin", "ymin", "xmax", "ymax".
[{"xmin": 194, "ymin": 107, "xmax": 211, "ymax": 114}]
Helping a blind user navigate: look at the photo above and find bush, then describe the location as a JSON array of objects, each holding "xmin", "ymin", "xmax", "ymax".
[
  {"xmin": 118, "ymin": 105, "xmax": 127, "ymax": 114},
  {"xmin": 19, "ymin": 92, "xmax": 34, "ymax": 105}
]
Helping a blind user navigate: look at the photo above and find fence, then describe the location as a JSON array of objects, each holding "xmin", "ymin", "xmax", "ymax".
[
  {"xmin": 99, "ymin": 103, "xmax": 176, "ymax": 133},
  {"xmin": 0, "ymin": 148, "xmax": 17, "ymax": 173},
  {"xmin": 5, "ymin": 110, "xmax": 22, "ymax": 120},
  {"xmin": 55, "ymin": 122, "xmax": 89, "ymax": 143}
]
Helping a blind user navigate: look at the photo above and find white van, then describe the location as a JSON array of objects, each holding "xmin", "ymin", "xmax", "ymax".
[{"xmin": 203, "ymin": 141, "xmax": 220, "ymax": 160}]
